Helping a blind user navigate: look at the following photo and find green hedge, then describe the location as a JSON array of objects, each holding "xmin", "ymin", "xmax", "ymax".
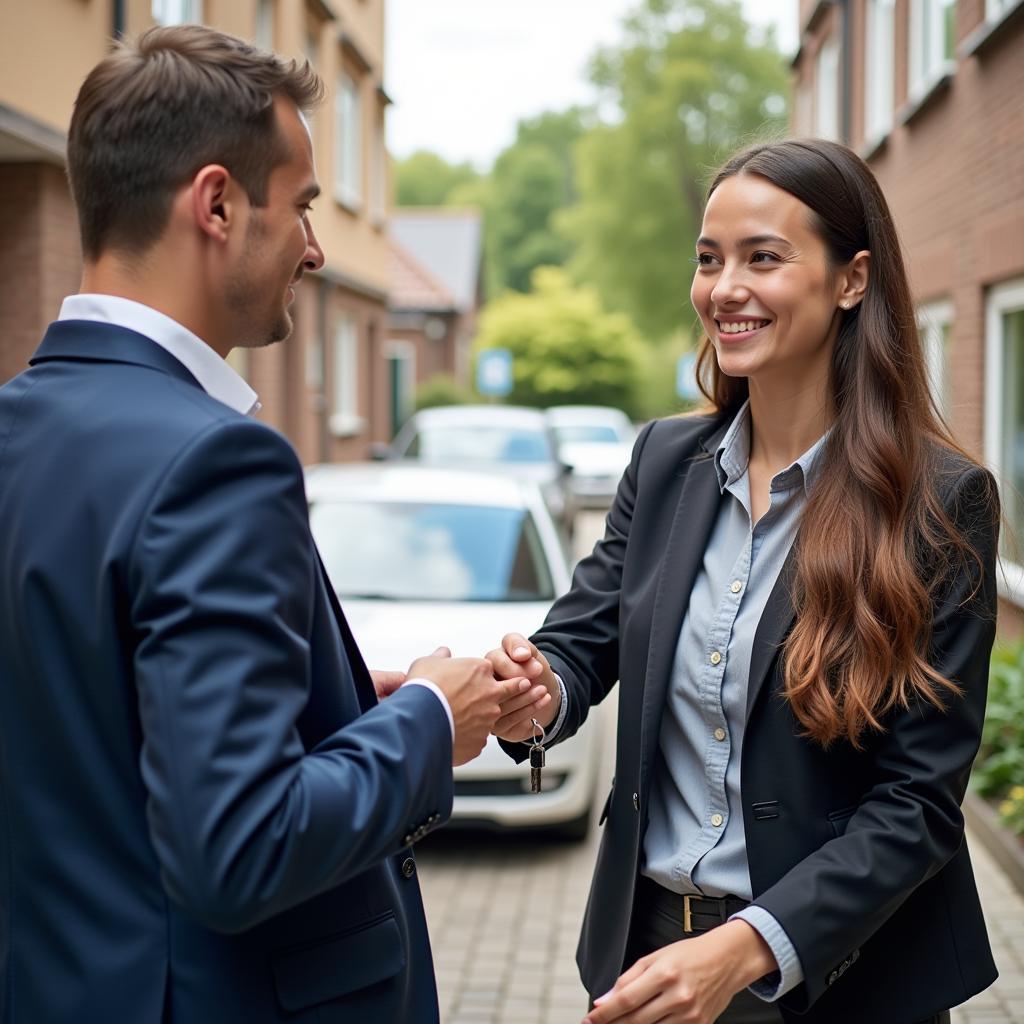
[{"xmin": 973, "ymin": 640, "xmax": 1024, "ymax": 837}]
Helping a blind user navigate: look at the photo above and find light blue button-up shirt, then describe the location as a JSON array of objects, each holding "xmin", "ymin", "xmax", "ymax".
[{"xmin": 641, "ymin": 401, "xmax": 827, "ymax": 1000}]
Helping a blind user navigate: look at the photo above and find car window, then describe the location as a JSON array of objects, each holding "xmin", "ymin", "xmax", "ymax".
[
  {"xmin": 552, "ymin": 424, "xmax": 622, "ymax": 444},
  {"xmin": 410, "ymin": 425, "xmax": 553, "ymax": 463},
  {"xmin": 310, "ymin": 500, "xmax": 555, "ymax": 602}
]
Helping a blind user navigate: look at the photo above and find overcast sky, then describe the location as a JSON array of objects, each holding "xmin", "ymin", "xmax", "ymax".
[{"xmin": 384, "ymin": 0, "xmax": 798, "ymax": 170}]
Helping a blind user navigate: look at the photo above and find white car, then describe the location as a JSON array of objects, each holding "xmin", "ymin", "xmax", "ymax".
[
  {"xmin": 305, "ymin": 462, "xmax": 603, "ymax": 839},
  {"xmin": 546, "ymin": 405, "xmax": 637, "ymax": 509}
]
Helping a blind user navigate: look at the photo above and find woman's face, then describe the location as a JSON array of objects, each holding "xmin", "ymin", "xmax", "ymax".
[{"xmin": 690, "ymin": 173, "xmax": 846, "ymax": 389}]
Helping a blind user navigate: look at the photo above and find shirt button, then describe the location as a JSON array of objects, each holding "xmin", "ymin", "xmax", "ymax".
[
  {"xmin": 710, "ymin": 813, "xmax": 724, "ymax": 827},
  {"xmin": 714, "ymin": 727, "xmax": 727, "ymax": 742},
  {"xmin": 730, "ymin": 580, "xmax": 742, "ymax": 593},
  {"xmin": 710, "ymin": 651, "xmax": 722, "ymax": 665}
]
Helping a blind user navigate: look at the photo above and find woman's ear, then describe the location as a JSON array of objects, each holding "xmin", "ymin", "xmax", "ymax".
[{"xmin": 838, "ymin": 250, "xmax": 870, "ymax": 310}]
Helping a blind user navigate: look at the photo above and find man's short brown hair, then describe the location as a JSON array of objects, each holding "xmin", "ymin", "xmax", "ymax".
[{"xmin": 67, "ymin": 25, "xmax": 323, "ymax": 260}]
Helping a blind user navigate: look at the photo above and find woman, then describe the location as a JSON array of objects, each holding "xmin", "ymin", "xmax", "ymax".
[{"xmin": 488, "ymin": 139, "xmax": 1000, "ymax": 1024}]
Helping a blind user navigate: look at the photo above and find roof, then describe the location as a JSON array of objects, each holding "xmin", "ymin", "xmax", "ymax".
[
  {"xmin": 389, "ymin": 208, "xmax": 483, "ymax": 313},
  {"xmin": 388, "ymin": 238, "xmax": 456, "ymax": 313}
]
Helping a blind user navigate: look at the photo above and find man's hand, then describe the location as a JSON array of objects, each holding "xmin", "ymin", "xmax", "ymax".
[
  {"xmin": 407, "ymin": 647, "xmax": 532, "ymax": 766},
  {"xmin": 582, "ymin": 920, "xmax": 777, "ymax": 1024},
  {"xmin": 485, "ymin": 633, "xmax": 560, "ymax": 742},
  {"xmin": 369, "ymin": 669, "xmax": 406, "ymax": 699}
]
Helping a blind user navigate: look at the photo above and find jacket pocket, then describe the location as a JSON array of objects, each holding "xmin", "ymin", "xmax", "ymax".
[
  {"xmin": 272, "ymin": 912, "xmax": 405, "ymax": 1012},
  {"xmin": 827, "ymin": 806, "xmax": 857, "ymax": 838}
]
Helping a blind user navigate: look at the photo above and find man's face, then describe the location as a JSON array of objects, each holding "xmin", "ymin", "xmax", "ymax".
[{"xmin": 227, "ymin": 98, "xmax": 323, "ymax": 348}]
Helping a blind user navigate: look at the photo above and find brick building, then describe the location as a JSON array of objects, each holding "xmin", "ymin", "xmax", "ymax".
[
  {"xmin": 791, "ymin": 0, "xmax": 1024, "ymax": 628},
  {"xmin": 0, "ymin": 0, "xmax": 396, "ymax": 465}
]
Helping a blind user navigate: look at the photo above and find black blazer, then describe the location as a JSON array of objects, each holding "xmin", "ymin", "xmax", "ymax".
[{"xmin": 513, "ymin": 412, "xmax": 999, "ymax": 1024}]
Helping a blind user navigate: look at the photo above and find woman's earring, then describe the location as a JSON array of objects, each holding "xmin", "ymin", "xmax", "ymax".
[{"xmin": 840, "ymin": 300, "xmax": 850, "ymax": 309}]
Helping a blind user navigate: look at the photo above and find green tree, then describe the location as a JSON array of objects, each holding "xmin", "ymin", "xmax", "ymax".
[
  {"xmin": 484, "ymin": 108, "xmax": 590, "ymax": 296},
  {"xmin": 474, "ymin": 267, "xmax": 644, "ymax": 414},
  {"xmin": 394, "ymin": 150, "xmax": 480, "ymax": 207},
  {"xmin": 559, "ymin": 0, "xmax": 789, "ymax": 340}
]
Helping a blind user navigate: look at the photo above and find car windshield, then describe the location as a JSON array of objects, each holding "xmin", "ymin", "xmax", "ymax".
[
  {"xmin": 310, "ymin": 500, "xmax": 555, "ymax": 602},
  {"xmin": 552, "ymin": 424, "xmax": 623, "ymax": 444},
  {"xmin": 407, "ymin": 425, "xmax": 553, "ymax": 463}
]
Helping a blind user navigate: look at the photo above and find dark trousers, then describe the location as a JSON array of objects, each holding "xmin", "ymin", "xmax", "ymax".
[{"xmin": 613, "ymin": 878, "xmax": 951, "ymax": 1024}]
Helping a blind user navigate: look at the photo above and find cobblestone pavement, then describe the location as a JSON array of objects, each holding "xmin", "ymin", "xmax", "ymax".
[{"xmin": 418, "ymin": 513, "xmax": 1024, "ymax": 1023}]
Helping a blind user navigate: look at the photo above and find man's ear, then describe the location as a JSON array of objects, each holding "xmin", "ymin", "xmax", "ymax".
[
  {"xmin": 838, "ymin": 249, "xmax": 870, "ymax": 309},
  {"xmin": 190, "ymin": 164, "xmax": 237, "ymax": 244}
]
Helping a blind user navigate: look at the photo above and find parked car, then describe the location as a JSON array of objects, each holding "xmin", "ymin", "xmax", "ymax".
[
  {"xmin": 305, "ymin": 462, "xmax": 604, "ymax": 839},
  {"xmin": 546, "ymin": 405, "xmax": 637, "ymax": 508},
  {"xmin": 375, "ymin": 405, "xmax": 577, "ymax": 536}
]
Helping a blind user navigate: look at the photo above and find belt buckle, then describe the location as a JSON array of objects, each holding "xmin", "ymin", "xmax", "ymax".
[{"xmin": 683, "ymin": 894, "xmax": 695, "ymax": 934}]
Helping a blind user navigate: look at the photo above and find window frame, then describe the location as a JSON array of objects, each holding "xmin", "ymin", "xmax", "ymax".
[
  {"xmin": 330, "ymin": 313, "xmax": 364, "ymax": 436},
  {"xmin": 152, "ymin": 0, "xmax": 202, "ymax": 25},
  {"xmin": 333, "ymin": 71, "xmax": 363, "ymax": 211},
  {"xmin": 984, "ymin": 278, "xmax": 1024, "ymax": 606},
  {"xmin": 814, "ymin": 36, "xmax": 841, "ymax": 142},
  {"xmin": 908, "ymin": 0, "xmax": 956, "ymax": 101},
  {"xmin": 918, "ymin": 299, "xmax": 953, "ymax": 426},
  {"xmin": 864, "ymin": 0, "xmax": 896, "ymax": 144}
]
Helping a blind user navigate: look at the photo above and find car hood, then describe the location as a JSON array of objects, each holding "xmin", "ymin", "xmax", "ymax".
[{"xmin": 344, "ymin": 599, "xmax": 554, "ymax": 670}]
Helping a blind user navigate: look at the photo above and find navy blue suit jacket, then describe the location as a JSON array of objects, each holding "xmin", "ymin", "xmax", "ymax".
[{"xmin": 0, "ymin": 320, "xmax": 451, "ymax": 1022}]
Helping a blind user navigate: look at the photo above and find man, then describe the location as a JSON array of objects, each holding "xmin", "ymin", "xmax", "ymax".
[{"xmin": 0, "ymin": 26, "xmax": 539, "ymax": 1022}]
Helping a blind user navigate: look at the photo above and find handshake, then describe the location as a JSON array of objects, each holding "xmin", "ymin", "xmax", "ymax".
[{"xmin": 371, "ymin": 633, "xmax": 560, "ymax": 766}]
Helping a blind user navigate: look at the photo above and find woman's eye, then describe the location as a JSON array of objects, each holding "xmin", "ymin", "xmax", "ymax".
[
  {"xmin": 751, "ymin": 251, "xmax": 780, "ymax": 264},
  {"xmin": 694, "ymin": 252, "xmax": 716, "ymax": 267}
]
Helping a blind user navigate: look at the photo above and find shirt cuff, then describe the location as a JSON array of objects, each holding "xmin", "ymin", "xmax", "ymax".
[
  {"xmin": 404, "ymin": 679, "xmax": 454, "ymax": 740},
  {"xmin": 729, "ymin": 905, "xmax": 804, "ymax": 1001},
  {"xmin": 544, "ymin": 674, "xmax": 569, "ymax": 742}
]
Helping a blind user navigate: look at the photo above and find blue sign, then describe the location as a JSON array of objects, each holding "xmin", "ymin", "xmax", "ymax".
[
  {"xmin": 477, "ymin": 348, "xmax": 513, "ymax": 397},
  {"xmin": 676, "ymin": 353, "xmax": 701, "ymax": 401}
]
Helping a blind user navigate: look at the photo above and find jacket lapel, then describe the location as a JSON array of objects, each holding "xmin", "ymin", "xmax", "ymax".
[
  {"xmin": 746, "ymin": 546, "xmax": 798, "ymax": 718},
  {"xmin": 638, "ymin": 424, "xmax": 729, "ymax": 788}
]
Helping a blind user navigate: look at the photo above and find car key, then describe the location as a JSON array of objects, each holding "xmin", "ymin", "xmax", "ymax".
[{"xmin": 529, "ymin": 717, "xmax": 546, "ymax": 794}]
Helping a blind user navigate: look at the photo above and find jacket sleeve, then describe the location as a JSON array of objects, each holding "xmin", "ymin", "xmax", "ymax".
[
  {"xmin": 755, "ymin": 466, "xmax": 999, "ymax": 1011},
  {"xmin": 129, "ymin": 417, "xmax": 453, "ymax": 933},
  {"xmin": 499, "ymin": 420, "xmax": 658, "ymax": 765}
]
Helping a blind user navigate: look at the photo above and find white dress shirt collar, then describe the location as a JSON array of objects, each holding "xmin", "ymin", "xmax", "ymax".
[{"xmin": 58, "ymin": 294, "xmax": 260, "ymax": 416}]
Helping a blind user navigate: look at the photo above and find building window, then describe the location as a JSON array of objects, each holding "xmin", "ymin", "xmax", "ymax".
[
  {"xmin": 986, "ymin": 0, "xmax": 1015, "ymax": 20},
  {"xmin": 909, "ymin": 0, "xmax": 956, "ymax": 100},
  {"xmin": 386, "ymin": 341, "xmax": 416, "ymax": 437},
  {"xmin": 334, "ymin": 72, "xmax": 362, "ymax": 210},
  {"xmin": 985, "ymin": 279, "xmax": 1024, "ymax": 604},
  {"xmin": 864, "ymin": 0, "xmax": 895, "ymax": 142},
  {"xmin": 918, "ymin": 300, "xmax": 953, "ymax": 424},
  {"xmin": 330, "ymin": 314, "xmax": 362, "ymax": 436},
  {"xmin": 152, "ymin": 0, "xmax": 202, "ymax": 24},
  {"xmin": 255, "ymin": 0, "xmax": 274, "ymax": 48},
  {"xmin": 814, "ymin": 37, "xmax": 840, "ymax": 141}
]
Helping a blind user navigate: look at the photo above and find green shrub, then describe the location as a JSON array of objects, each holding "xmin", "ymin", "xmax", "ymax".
[
  {"xmin": 414, "ymin": 373, "xmax": 476, "ymax": 412},
  {"xmin": 972, "ymin": 640, "xmax": 1024, "ymax": 835}
]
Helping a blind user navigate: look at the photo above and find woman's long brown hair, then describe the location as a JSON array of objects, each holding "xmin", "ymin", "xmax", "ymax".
[{"xmin": 696, "ymin": 139, "xmax": 994, "ymax": 749}]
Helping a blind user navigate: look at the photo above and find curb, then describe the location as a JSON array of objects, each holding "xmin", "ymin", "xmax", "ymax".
[{"xmin": 964, "ymin": 789, "xmax": 1024, "ymax": 897}]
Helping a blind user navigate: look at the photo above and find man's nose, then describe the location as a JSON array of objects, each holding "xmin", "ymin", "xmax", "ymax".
[{"xmin": 303, "ymin": 221, "xmax": 325, "ymax": 272}]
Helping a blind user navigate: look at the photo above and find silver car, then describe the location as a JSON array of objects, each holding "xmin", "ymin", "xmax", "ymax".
[
  {"xmin": 305, "ymin": 462, "xmax": 604, "ymax": 839},
  {"xmin": 546, "ymin": 405, "xmax": 637, "ymax": 509},
  {"xmin": 378, "ymin": 405, "xmax": 577, "ymax": 536}
]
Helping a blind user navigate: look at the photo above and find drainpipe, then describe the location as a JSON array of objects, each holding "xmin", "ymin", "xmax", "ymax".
[{"xmin": 112, "ymin": 0, "xmax": 126, "ymax": 39}]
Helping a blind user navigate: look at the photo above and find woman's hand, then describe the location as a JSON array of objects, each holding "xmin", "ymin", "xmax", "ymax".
[
  {"xmin": 582, "ymin": 920, "xmax": 777, "ymax": 1024},
  {"xmin": 485, "ymin": 632, "xmax": 560, "ymax": 741}
]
